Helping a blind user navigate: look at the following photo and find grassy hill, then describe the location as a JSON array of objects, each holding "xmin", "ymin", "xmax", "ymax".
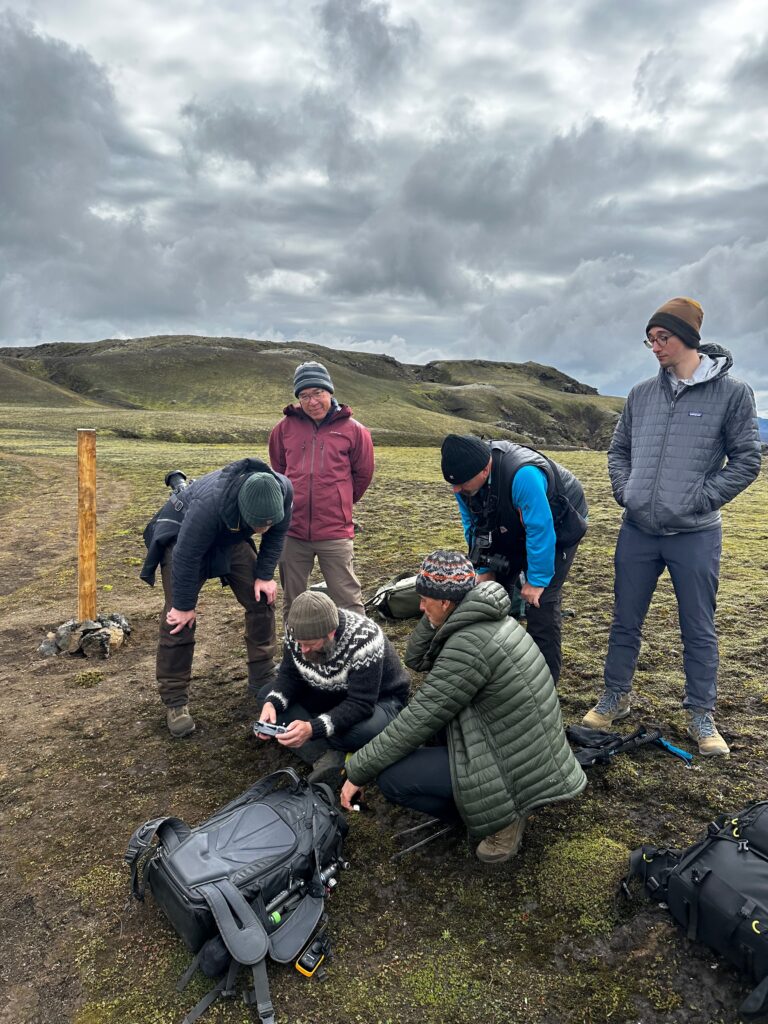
[{"xmin": 0, "ymin": 336, "xmax": 623, "ymax": 448}]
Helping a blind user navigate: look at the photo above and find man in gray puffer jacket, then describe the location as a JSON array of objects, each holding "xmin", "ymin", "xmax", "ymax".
[{"xmin": 583, "ymin": 297, "xmax": 761, "ymax": 756}]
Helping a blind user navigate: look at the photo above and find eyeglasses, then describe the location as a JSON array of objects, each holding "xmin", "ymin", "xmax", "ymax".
[
  {"xmin": 644, "ymin": 331, "xmax": 675, "ymax": 349},
  {"xmin": 298, "ymin": 389, "xmax": 327, "ymax": 403}
]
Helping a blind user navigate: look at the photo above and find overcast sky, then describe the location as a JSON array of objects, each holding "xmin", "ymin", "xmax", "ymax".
[{"xmin": 1, "ymin": 1, "xmax": 766, "ymax": 406}]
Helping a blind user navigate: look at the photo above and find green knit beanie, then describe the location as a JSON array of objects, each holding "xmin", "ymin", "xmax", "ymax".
[
  {"xmin": 286, "ymin": 591, "xmax": 340, "ymax": 640},
  {"xmin": 237, "ymin": 473, "xmax": 284, "ymax": 527}
]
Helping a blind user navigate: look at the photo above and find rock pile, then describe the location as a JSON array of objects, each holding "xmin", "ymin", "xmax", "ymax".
[{"xmin": 38, "ymin": 613, "xmax": 132, "ymax": 659}]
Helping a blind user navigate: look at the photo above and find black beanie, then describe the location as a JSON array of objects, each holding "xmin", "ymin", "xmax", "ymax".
[
  {"xmin": 415, "ymin": 550, "xmax": 477, "ymax": 602},
  {"xmin": 440, "ymin": 434, "xmax": 491, "ymax": 484},
  {"xmin": 646, "ymin": 297, "xmax": 703, "ymax": 349}
]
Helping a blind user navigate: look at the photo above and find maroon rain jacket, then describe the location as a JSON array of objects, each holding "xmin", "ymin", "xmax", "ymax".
[{"xmin": 268, "ymin": 403, "xmax": 374, "ymax": 541}]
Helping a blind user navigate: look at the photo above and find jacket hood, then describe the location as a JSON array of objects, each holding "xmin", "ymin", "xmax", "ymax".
[
  {"xmin": 658, "ymin": 342, "xmax": 733, "ymax": 392},
  {"xmin": 282, "ymin": 402, "xmax": 353, "ymax": 421},
  {"xmin": 216, "ymin": 457, "xmax": 274, "ymax": 531},
  {"xmin": 435, "ymin": 581, "xmax": 510, "ymax": 645}
]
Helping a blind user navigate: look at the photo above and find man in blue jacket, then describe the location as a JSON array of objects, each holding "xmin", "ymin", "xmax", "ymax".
[
  {"xmin": 440, "ymin": 434, "xmax": 587, "ymax": 684},
  {"xmin": 141, "ymin": 457, "xmax": 293, "ymax": 737},
  {"xmin": 583, "ymin": 297, "xmax": 761, "ymax": 756}
]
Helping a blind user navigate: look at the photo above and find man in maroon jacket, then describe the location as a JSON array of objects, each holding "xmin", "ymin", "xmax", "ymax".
[{"xmin": 269, "ymin": 360, "xmax": 374, "ymax": 616}]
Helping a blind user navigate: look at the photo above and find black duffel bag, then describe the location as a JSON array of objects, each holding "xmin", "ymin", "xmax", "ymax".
[{"xmin": 628, "ymin": 801, "xmax": 768, "ymax": 1019}]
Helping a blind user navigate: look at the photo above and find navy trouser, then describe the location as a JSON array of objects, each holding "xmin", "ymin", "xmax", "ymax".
[
  {"xmin": 256, "ymin": 688, "xmax": 403, "ymax": 764},
  {"xmin": 603, "ymin": 522, "xmax": 722, "ymax": 710},
  {"xmin": 376, "ymin": 746, "xmax": 459, "ymax": 823}
]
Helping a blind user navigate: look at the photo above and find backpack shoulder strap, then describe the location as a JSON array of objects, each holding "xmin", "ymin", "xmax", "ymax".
[
  {"xmin": 198, "ymin": 880, "xmax": 269, "ymax": 965},
  {"xmin": 124, "ymin": 815, "xmax": 190, "ymax": 899}
]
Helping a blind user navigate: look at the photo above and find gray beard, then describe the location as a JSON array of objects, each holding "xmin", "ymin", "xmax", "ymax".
[{"xmin": 303, "ymin": 637, "xmax": 336, "ymax": 664}]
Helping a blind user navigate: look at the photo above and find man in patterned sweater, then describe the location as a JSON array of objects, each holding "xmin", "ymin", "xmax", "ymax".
[{"xmin": 256, "ymin": 591, "xmax": 410, "ymax": 783}]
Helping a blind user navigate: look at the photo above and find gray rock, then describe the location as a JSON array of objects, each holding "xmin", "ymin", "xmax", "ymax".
[
  {"xmin": 80, "ymin": 629, "xmax": 112, "ymax": 659},
  {"xmin": 37, "ymin": 636, "xmax": 59, "ymax": 658}
]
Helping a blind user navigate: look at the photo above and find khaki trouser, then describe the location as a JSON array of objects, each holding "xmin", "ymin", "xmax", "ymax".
[
  {"xmin": 279, "ymin": 536, "xmax": 364, "ymax": 617},
  {"xmin": 156, "ymin": 541, "xmax": 276, "ymax": 708}
]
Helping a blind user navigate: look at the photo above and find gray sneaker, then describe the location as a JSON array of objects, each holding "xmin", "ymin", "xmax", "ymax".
[
  {"xmin": 687, "ymin": 709, "xmax": 730, "ymax": 757},
  {"xmin": 582, "ymin": 689, "xmax": 632, "ymax": 730},
  {"xmin": 308, "ymin": 750, "xmax": 346, "ymax": 787},
  {"xmin": 167, "ymin": 704, "xmax": 195, "ymax": 738}
]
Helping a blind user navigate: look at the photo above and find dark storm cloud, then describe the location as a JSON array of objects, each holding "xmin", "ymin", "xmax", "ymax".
[
  {"xmin": 316, "ymin": 0, "xmax": 420, "ymax": 93},
  {"xmin": 181, "ymin": 90, "xmax": 374, "ymax": 183}
]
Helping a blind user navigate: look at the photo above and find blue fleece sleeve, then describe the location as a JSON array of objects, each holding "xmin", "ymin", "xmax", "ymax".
[
  {"xmin": 512, "ymin": 465, "xmax": 555, "ymax": 587},
  {"xmin": 454, "ymin": 492, "xmax": 492, "ymax": 576},
  {"xmin": 455, "ymin": 492, "xmax": 473, "ymax": 546}
]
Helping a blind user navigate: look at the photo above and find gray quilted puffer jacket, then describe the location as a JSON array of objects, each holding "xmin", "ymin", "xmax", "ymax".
[
  {"xmin": 345, "ymin": 582, "xmax": 586, "ymax": 838},
  {"xmin": 608, "ymin": 344, "xmax": 761, "ymax": 535}
]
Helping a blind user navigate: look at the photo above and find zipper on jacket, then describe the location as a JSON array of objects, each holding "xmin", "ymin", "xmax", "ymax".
[
  {"xmin": 307, "ymin": 430, "xmax": 318, "ymax": 542},
  {"xmin": 648, "ymin": 385, "xmax": 686, "ymax": 529}
]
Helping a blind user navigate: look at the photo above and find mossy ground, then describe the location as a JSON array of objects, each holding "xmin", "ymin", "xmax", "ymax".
[{"xmin": 0, "ymin": 415, "xmax": 764, "ymax": 1024}]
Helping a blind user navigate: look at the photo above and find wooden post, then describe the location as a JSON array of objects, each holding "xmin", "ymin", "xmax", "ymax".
[{"xmin": 77, "ymin": 428, "xmax": 97, "ymax": 621}]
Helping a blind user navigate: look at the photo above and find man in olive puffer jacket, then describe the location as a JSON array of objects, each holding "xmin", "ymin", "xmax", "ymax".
[
  {"xmin": 341, "ymin": 550, "xmax": 586, "ymax": 863},
  {"xmin": 583, "ymin": 297, "xmax": 761, "ymax": 756}
]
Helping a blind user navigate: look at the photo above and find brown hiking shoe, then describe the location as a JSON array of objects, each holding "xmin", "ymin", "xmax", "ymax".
[
  {"xmin": 476, "ymin": 817, "xmax": 527, "ymax": 864},
  {"xmin": 582, "ymin": 689, "xmax": 632, "ymax": 730},
  {"xmin": 687, "ymin": 709, "xmax": 730, "ymax": 757},
  {"xmin": 167, "ymin": 704, "xmax": 195, "ymax": 738}
]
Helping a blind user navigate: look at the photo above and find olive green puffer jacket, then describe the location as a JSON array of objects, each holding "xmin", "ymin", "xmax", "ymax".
[{"xmin": 346, "ymin": 581, "xmax": 587, "ymax": 838}]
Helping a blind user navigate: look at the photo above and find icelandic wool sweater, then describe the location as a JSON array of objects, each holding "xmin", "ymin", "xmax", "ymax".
[
  {"xmin": 347, "ymin": 581, "xmax": 587, "ymax": 838},
  {"xmin": 608, "ymin": 344, "xmax": 760, "ymax": 535},
  {"xmin": 265, "ymin": 609, "xmax": 410, "ymax": 740}
]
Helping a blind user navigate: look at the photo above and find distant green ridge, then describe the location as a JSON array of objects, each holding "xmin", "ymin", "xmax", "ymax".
[{"xmin": 0, "ymin": 335, "xmax": 624, "ymax": 449}]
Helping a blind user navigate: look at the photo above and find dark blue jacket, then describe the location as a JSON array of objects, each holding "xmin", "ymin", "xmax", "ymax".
[{"xmin": 140, "ymin": 458, "xmax": 293, "ymax": 610}]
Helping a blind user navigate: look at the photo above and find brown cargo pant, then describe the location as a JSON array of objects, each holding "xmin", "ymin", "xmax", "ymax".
[
  {"xmin": 279, "ymin": 536, "xmax": 365, "ymax": 618},
  {"xmin": 157, "ymin": 541, "xmax": 276, "ymax": 708}
]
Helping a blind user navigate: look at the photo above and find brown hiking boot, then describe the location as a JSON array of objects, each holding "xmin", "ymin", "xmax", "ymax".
[
  {"xmin": 476, "ymin": 817, "xmax": 527, "ymax": 864},
  {"xmin": 686, "ymin": 709, "xmax": 730, "ymax": 757},
  {"xmin": 166, "ymin": 704, "xmax": 195, "ymax": 738},
  {"xmin": 582, "ymin": 689, "xmax": 632, "ymax": 730}
]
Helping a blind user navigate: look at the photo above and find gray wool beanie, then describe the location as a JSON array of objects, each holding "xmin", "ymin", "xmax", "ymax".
[
  {"xmin": 293, "ymin": 361, "xmax": 334, "ymax": 397},
  {"xmin": 415, "ymin": 550, "xmax": 477, "ymax": 602},
  {"xmin": 237, "ymin": 473, "xmax": 284, "ymax": 527},
  {"xmin": 287, "ymin": 591, "xmax": 340, "ymax": 640}
]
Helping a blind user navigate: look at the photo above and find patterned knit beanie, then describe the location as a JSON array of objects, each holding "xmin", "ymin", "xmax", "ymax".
[
  {"xmin": 646, "ymin": 297, "xmax": 703, "ymax": 349},
  {"xmin": 415, "ymin": 550, "xmax": 477, "ymax": 602},
  {"xmin": 286, "ymin": 591, "xmax": 340, "ymax": 640},
  {"xmin": 237, "ymin": 473, "xmax": 284, "ymax": 527},
  {"xmin": 293, "ymin": 361, "xmax": 334, "ymax": 397},
  {"xmin": 440, "ymin": 434, "xmax": 491, "ymax": 484}
]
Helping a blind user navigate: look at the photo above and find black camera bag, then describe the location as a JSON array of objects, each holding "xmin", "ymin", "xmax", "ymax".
[
  {"xmin": 628, "ymin": 801, "xmax": 768, "ymax": 1019},
  {"xmin": 126, "ymin": 768, "xmax": 348, "ymax": 1024}
]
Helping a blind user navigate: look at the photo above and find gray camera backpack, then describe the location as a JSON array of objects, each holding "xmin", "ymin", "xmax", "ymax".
[{"xmin": 125, "ymin": 768, "xmax": 348, "ymax": 1024}]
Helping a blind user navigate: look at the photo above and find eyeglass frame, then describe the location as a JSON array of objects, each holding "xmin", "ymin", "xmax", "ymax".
[
  {"xmin": 297, "ymin": 388, "xmax": 329, "ymax": 403},
  {"xmin": 643, "ymin": 330, "xmax": 677, "ymax": 349}
]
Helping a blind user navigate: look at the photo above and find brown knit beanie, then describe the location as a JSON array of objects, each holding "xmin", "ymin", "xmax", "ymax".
[
  {"xmin": 646, "ymin": 297, "xmax": 703, "ymax": 349},
  {"xmin": 286, "ymin": 591, "xmax": 340, "ymax": 640}
]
